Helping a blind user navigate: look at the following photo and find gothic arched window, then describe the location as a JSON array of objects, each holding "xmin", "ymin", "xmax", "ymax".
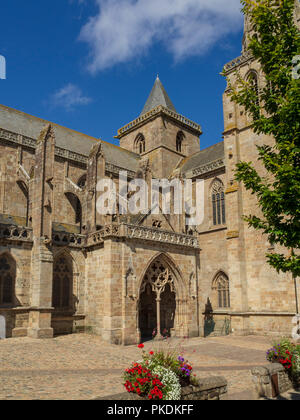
[
  {"xmin": 135, "ymin": 134, "xmax": 146, "ymax": 155},
  {"xmin": 52, "ymin": 256, "xmax": 73, "ymax": 310},
  {"xmin": 213, "ymin": 272, "xmax": 230, "ymax": 309},
  {"xmin": 212, "ymin": 180, "xmax": 226, "ymax": 225},
  {"xmin": 0, "ymin": 255, "xmax": 15, "ymax": 305},
  {"xmin": 176, "ymin": 131, "xmax": 185, "ymax": 153}
]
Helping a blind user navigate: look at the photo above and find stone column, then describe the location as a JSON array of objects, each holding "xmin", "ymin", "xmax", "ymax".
[
  {"xmin": 27, "ymin": 125, "xmax": 55, "ymax": 339},
  {"xmin": 85, "ymin": 143, "xmax": 105, "ymax": 233},
  {"xmin": 156, "ymin": 296, "xmax": 161, "ymax": 338}
]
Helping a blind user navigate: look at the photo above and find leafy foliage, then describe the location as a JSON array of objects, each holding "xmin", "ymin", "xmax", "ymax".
[
  {"xmin": 223, "ymin": 0, "xmax": 300, "ymax": 277},
  {"xmin": 267, "ymin": 338, "xmax": 300, "ymax": 375}
]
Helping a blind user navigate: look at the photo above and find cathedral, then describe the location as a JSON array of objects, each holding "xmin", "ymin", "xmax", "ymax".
[{"xmin": 0, "ymin": 9, "xmax": 299, "ymax": 344}]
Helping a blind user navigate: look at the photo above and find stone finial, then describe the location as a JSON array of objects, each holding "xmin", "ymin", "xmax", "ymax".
[
  {"xmin": 89, "ymin": 142, "xmax": 103, "ymax": 159},
  {"xmin": 37, "ymin": 124, "xmax": 55, "ymax": 144}
]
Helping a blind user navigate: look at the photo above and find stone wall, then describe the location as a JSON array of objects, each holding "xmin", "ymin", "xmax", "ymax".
[
  {"xmin": 252, "ymin": 363, "xmax": 300, "ymax": 399},
  {"xmin": 95, "ymin": 376, "xmax": 228, "ymax": 400}
]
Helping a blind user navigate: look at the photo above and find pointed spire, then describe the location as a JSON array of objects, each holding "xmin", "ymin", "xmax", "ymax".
[{"xmin": 140, "ymin": 76, "xmax": 176, "ymax": 116}]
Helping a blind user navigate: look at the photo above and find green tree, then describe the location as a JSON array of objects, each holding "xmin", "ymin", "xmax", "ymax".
[{"xmin": 223, "ymin": 0, "xmax": 300, "ymax": 277}]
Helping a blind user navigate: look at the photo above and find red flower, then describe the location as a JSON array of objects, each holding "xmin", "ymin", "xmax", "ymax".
[
  {"xmin": 149, "ymin": 351, "xmax": 154, "ymax": 355},
  {"xmin": 138, "ymin": 344, "xmax": 144, "ymax": 349}
]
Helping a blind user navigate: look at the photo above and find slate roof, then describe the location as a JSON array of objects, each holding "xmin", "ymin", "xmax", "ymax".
[
  {"xmin": 0, "ymin": 104, "xmax": 140, "ymax": 172},
  {"xmin": 180, "ymin": 141, "xmax": 225, "ymax": 174},
  {"xmin": 140, "ymin": 76, "xmax": 176, "ymax": 116}
]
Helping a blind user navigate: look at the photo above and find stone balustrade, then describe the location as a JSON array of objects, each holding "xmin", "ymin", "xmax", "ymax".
[
  {"xmin": 118, "ymin": 105, "xmax": 202, "ymax": 136},
  {"xmin": 223, "ymin": 51, "xmax": 253, "ymax": 74},
  {"xmin": 52, "ymin": 231, "xmax": 86, "ymax": 248},
  {"xmin": 0, "ymin": 222, "xmax": 198, "ymax": 249},
  {"xmin": 0, "ymin": 128, "xmax": 88, "ymax": 165},
  {"xmin": 0, "ymin": 224, "xmax": 33, "ymax": 242},
  {"xmin": 87, "ymin": 223, "xmax": 199, "ymax": 249}
]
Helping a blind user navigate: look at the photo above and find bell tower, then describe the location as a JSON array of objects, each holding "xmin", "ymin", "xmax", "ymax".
[
  {"xmin": 221, "ymin": 1, "xmax": 300, "ymax": 336},
  {"xmin": 116, "ymin": 76, "xmax": 202, "ymax": 178}
]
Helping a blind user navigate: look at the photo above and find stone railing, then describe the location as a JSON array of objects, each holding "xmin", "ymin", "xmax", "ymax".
[
  {"xmin": 87, "ymin": 224, "xmax": 120, "ymax": 246},
  {"xmin": 0, "ymin": 221, "xmax": 198, "ymax": 250},
  {"xmin": 87, "ymin": 224, "xmax": 199, "ymax": 249},
  {"xmin": 0, "ymin": 128, "xmax": 88, "ymax": 165},
  {"xmin": 185, "ymin": 158, "xmax": 225, "ymax": 178},
  {"xmin": 0, "ymin": 224, "xmax": 33, "ymax": 242},
  {"xmin": 223, "ymin": 51, "xmax": 253, "ymax": 74},
  {"xmin": 251, "ymin": 363, "xmax": 300, "ymax": 399},
  {"xmin": 117, "ymin": 105, "xmax": 202, "ymax": 137},
  {"xmin": 52, "ymin": 231, "xmax": 86, "ymax": 248},
  {"xmin": 125, "ymin": 224, "xmax": 199, "ymax": 248},
  {"xmin": 105, "ymin": 163, "xmax": 136, "ymax": 179}
]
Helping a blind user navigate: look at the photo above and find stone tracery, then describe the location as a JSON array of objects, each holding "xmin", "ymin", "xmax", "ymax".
[{"xmin": 139, "ymin": 258, "xmax": 177, "ymax": 338}]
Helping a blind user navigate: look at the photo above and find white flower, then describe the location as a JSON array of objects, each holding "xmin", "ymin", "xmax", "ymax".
[{"xmin": 151, "ymin": 365, "xmax": 181, "ymax": 400}]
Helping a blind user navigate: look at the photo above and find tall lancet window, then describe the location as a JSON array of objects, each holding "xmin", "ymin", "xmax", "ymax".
[
  {"xmin": 176, "ymin": 131, "xmax": 185, "ymax": 153},
  {"xmin": 212, "ymin": 180, "xmax": 226, "ymax": 225},
  {"xmin": 0, "ymin": 255, "xmax": 15, "ymax": 305},
  {"xmin": 135, "ymin": 134, "xmax": 146, "ymax": 155},
  {"xmin": 213, "ymin": 272, "xmax": 230, "ymax": 309}
]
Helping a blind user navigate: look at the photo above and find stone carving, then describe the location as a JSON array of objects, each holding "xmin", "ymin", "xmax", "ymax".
[
  {"xmin": 141, "ymin": 260, "xmax": 175, "ymax": 298},
  {"xmin": 124, "ymin": 268, "xmax": 137, "ymax": 299}
]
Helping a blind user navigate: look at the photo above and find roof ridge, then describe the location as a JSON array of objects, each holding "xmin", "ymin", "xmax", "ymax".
[{"xmin": 0, "ymin": 103, "xmax": 141, "ymax": 159}]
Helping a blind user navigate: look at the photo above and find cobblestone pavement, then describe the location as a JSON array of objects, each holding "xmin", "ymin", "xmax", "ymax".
[{"xmin": 0, "ymin": 334, "xmax": 274, "ymax": 400}]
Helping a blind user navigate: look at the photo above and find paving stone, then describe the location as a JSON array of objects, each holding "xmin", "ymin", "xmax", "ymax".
[{"xmin": 0, "ymin": 334, "xmax": 271, "ymax": 400}]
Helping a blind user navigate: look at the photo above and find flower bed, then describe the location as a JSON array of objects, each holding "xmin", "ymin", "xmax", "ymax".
[
  {"xmin": 123, "ymin": 339, "xmax": 199, "ymax": 400},
  {"xmin": 266, "ymin": 338, "xmax": 300, "ymax": 385}
]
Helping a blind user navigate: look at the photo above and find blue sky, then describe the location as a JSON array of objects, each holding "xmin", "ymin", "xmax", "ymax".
[{"xmin": 0, "ymin": 0, "xmax": 244, "ymax": 150}]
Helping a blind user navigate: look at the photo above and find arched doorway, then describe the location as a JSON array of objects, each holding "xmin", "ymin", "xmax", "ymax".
[
  {"xmin": 138, "ymin": 257, "xmax": 177, "ymax": 340},
  {"xmin": 52, "ymin": 253, "xmax": 75, "ymax": 336}
]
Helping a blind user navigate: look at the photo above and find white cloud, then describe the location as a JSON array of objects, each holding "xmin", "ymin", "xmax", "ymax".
[
  {"xmin": 49, "ymin": 84, "xmax": 92, "ymax": 111},
  {"xmin": 79, "ymin": 0, "xmax": 243, "ymax": 73}
]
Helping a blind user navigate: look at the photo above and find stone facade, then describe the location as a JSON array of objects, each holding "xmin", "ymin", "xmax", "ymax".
[{"xmin": 0, "ymin": 9, "xmax": 299, "ymax": 343}]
